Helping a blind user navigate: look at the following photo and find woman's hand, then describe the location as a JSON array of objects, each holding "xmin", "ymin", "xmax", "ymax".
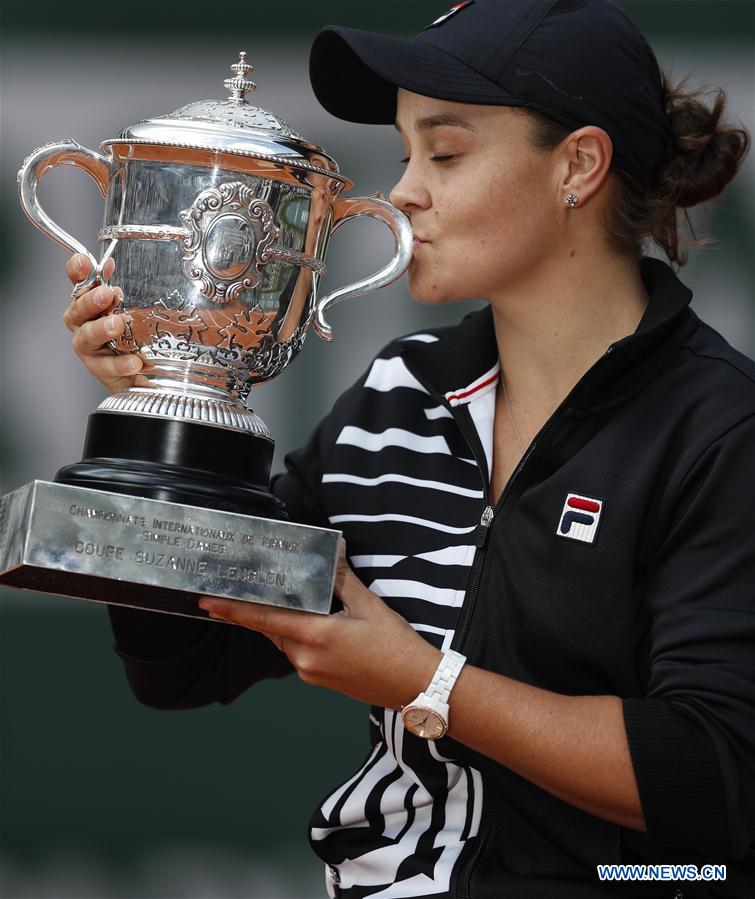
[
  {"xmin": 63, "ymin": 253, "xmax": 145, "ymax": 395},
  {"xmin": 198, "ymin": 546, "xmax": 441, "ymax": 710}
]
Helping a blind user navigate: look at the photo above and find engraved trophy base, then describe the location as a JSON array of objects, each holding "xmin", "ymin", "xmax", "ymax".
[{"xmin": 0, "ymin": 413, "xmax": 340, "ymax": 619}]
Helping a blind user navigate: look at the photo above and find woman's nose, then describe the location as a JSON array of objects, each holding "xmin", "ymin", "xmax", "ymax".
[{"xmin": 389, "ymin": 164, "xmax": 430, "ymax": 213}]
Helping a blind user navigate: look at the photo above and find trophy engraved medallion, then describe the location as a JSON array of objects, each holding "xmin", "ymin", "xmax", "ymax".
[{"xmin": 1, "ymin": 52, "xmax": 413, "ymax": 619}]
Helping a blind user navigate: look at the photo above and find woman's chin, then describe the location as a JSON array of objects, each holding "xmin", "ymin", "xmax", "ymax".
[
  {"xmin": 407, "ymin": 280, "xmax": 466, "ymax": 306},
  {"xmin": 407, "ymin": 271, "xmax": 457, "ymax": 305}
]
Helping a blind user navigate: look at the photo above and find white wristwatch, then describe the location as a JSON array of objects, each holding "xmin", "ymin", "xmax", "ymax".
[{"xmin": 401, "ymin": 649, "xmax": 466, "ymax": 740}]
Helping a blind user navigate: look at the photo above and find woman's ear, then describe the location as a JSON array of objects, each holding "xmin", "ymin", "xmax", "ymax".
[{"xmin": 559, "ymin": 126, "xmax": 614, "ymax": 208}]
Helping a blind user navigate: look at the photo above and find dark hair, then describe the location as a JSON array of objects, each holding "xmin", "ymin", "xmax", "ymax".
[{"xmin": 524, "ymin": 74, "xmax": 751, "ymax": 266}]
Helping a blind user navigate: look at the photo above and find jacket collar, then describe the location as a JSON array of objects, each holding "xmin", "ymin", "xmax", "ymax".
[{"xmin": 401, "ymin": 258, "xmax": 695, "ymax": 414}]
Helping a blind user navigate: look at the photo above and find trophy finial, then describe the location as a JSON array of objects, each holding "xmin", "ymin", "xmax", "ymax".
[{"xmin": 224, "ymin": 51, "xmax": 257, "ymax": 103}]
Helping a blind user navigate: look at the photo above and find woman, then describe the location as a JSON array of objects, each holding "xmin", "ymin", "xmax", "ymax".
[{"xmin": 62, "ymin": 1, "xmax": 754, "ymax": 895}]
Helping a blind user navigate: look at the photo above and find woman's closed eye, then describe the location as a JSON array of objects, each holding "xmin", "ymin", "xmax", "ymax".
[{"xmin": 399, "ymin": 154, "xmax": 458, "ymax": 164}]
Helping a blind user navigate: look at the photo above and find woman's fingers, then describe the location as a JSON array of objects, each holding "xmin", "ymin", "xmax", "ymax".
[
  {"xmin": 198, "ymin": 597, "xmax": 323, "ymax": 643},
  {"xmin": 63, "ymin": 254, "xmax": 141, "ymax": 394},
  {"xmin": 65, "ymin": 253, "xmax": 91, "ymax": 286},
  {"xmin": 71, "ymin": 313, "xmax": 142, "ymax": 381},
  {"xmin": 71, "ymin": 312, "xmax": 124, "ymax": 352},
  {"xmin": 63, "ymin": 284, "xmax": 123, "ymax": 332},
  {"xmin": 81, "ymin": 348, "xmax": 143, "ymax": 381},
  {"xmin": 71, "ymin": 310, "xmax": 144, "ymax": 390},
  {"xmin": 65, "ymin": 252, "xmax": 115, "ymax": 287},
  {"xmin": 333, "ymin": 549, "xmax": 381, "ymax": 613},
  {"xmin": 64, "ymin": 254, "xmax": 121, "ymax": 332}
]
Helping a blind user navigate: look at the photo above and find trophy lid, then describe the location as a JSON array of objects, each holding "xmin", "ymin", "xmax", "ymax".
[{"xmin": 107, "ymin": 52, "xmax": 347, "ymax": 183}]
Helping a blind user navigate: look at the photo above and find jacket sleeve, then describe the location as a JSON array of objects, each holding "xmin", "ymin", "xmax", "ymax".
[
  {"xmin": 109, "ymin": 606, "xmax": 294, "ymax": 709},
  {"xmin": 271, "ymin": 361, "xmax": 372, "ymax": 527},
  {"xmin": 622, "ymin": 414, "xmax": 755, "ymax": 857}
]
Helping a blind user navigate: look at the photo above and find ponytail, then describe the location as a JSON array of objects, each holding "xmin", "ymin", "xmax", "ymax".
[{"xmin": 523, "ymin": 75, "xmax": 750, "ymax": 266}]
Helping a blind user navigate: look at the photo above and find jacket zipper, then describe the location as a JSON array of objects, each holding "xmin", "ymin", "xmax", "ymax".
[
  {"xmin": 452, "ymin": 406, "xmax": 556, "ymax": 653},
  {"xmin": 456, "ymin": 787, "xmax": 493, "ymax": 899},
  {"xmin": 451, "ymin": 416, "xmax": 560, "ymax": 899},
  {"xmin": 451, "ymin": 343, "xmax": 615, "ymax": 654}
]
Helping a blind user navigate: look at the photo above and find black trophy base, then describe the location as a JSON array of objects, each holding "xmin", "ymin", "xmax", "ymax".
[{"xmin": 55, "ymin": 411, "xmax": 286, "ymax": 520}]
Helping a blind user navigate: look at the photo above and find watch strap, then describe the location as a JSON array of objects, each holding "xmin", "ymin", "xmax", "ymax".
[{"xmin": 425, "ymin": 649, "xmax": 466, "ymax": 706}]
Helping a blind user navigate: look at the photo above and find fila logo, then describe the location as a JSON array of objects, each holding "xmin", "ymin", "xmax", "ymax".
[
  {"xmin": 427, "ymin": 1, "xmax": 474, "ymax": 28},
  {"xmin": 557, "ymin": 493, "xmax": 604, "ymax": 544}
]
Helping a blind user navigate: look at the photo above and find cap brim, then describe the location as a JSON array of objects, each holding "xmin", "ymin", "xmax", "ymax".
[{"xmin": 309, "ymin": 26, "xmax": 517, "ymax": 125}]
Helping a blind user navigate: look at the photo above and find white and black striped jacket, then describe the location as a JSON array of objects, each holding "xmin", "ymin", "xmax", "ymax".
[{"xmin": 111, "ymin": 259, "xmax": 755, "ymax": 898}]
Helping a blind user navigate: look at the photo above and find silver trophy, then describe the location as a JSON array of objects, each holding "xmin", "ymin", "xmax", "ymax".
[{"xmin": 1, "ymin": 52, "xmax": 412, "ymax": 619}]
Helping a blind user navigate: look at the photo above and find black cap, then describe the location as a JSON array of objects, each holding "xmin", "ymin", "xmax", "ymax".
[{"xmin": 309, "ymin": 0, "xmax": 672, "ymax": 186}]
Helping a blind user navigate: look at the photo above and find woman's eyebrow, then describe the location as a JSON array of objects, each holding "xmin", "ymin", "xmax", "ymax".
[{"xmin": 394, "ymin": 113, "xmax": 477, "ymax": 133}]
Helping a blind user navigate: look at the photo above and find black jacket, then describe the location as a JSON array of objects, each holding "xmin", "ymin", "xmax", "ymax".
[{"xmin": 110, "ymin": 259, "xmax": 755, "ymax": 897}]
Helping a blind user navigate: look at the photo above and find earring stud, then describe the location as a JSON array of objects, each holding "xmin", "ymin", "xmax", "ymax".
[{"xmin": 565, "ymin": 193, "xmax": 579, "ymax": 208}]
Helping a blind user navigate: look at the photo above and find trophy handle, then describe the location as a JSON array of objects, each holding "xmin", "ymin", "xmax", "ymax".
[
  {"xmin": 17, "ymin": 139, "xmax": 115, "ymax": 298},
  {"xmin": 313, "ymin": 194, "xmax": 413, "ymax": 342}
]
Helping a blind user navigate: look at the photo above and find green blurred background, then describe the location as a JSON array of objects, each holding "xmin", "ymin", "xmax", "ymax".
[{"xmin": 1, "ymin": 2, "xmax": 753, "ymax": 897}]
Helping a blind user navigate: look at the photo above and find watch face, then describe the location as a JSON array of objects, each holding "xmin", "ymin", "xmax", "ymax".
[{"xmin": 402, "ymin": 706, "xmax": 446, "ymax": 740}]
